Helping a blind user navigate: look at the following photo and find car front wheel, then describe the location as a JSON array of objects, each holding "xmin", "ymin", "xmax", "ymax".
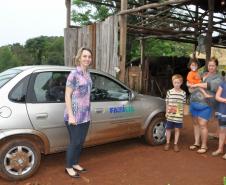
[
  {"xmin": 145, "ymin": 114, "xmax": 166, "ymax": 145},
  {"xmin": 0, "ymin": 139, "xmax": 41, "ymax": 181}
]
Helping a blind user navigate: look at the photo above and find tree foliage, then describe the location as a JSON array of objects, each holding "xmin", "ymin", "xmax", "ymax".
[
  {"xmin": 71, "ymin": 0, "xmax": 116, "ymax": 25},
  {"xmin": 0, "ymin": 46, "xmax": 19, "ymax": 71},
  {"xmin": 0, "ymin": 36, "xmax": 64, "ymax": 72},
  {"xmin": 127, "ymin": 38, "xmax": 193, "ymax": 62}
]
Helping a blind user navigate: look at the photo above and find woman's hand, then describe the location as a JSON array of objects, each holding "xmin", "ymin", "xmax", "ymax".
[
  {"xmin": 65, "ymin": 86, "xmax": 77, "ymax": 125},
  {"xmin": 68, "ymin": 115, "xmax": 77, "ymax": 125},
  {"xmin": 190, "ymin": 84, "xmax": 198, "ymax": 88}
]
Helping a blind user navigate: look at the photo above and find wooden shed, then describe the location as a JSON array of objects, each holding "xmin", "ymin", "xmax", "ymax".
[{"xmin": 64, "ymin": 0, "xmax": 226, "ymax": 92}]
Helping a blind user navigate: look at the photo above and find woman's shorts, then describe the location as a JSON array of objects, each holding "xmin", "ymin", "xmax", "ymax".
[{"xmin": 190, "ymin": 102, "xmax": 212, "ymax": 121}]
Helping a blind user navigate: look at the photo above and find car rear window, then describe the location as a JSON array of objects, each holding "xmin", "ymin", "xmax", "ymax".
[{"xmin": 0, "ymin": 69, "xmax": 22, "ymax": 88}]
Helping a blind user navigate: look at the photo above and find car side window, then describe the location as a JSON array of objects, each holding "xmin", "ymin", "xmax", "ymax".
[
  {"xmin": 28, "ymin": 72, "xmax": 68, "ymax": 103},
  {"xmin": 91, "ymin": 73, "xmax": 129, "ymax": 102},
  {"xmin": 9, "ymin": 76, "xmax": 30, "ymax": 103}
]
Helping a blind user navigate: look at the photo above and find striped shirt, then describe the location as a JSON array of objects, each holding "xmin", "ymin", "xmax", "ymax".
[{"xmin": 165, "ymin": 88, "xmax": 186, "ymax": 123}]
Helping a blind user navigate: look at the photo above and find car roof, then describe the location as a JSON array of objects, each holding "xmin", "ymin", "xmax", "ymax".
[
  {"xmin": 11, "ymin": 65, "xmax": 105, "ymax": 74},
  {"xmin": 12, "ymin": 65, "xmax": 74, "ymax": 71},
  {"xmin": 11, "ymin": 65, "xmax": 119, "ymax": 83}
]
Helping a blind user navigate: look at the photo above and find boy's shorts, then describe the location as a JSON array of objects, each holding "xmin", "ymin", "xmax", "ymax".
[
  {"xmin": 165, "ymin": 121, "xmax": 183, "ymax": 129},
  {"xmin": 190, "ymin": 102, "xmax": 212, "ymax": 121},
  {"xmin": 219, "ymin": 120, "xmax": 226, "ymax": 128}
]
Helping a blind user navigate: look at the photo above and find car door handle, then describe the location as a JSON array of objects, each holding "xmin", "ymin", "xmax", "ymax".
[
  {"xmin": 36, "ymin": 113, "xmax": 48, "ymax": 119},
  {"xmin": 95, "ymin": 108, "xmax": 104, "ymax": 113}
]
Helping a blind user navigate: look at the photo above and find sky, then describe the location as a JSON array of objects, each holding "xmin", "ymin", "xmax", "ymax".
[{"xmin": 0, "ymin": 0, "xmax": 66, "ymax": 46}]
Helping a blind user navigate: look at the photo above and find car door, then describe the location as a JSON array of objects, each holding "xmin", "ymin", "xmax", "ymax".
[
  {"xmin": 87, "ymin": 72, "xmax": 142, "ymax": 146},
  {"xmin": 26, "ymin": 70, "xmax": 84, "ymax": 151}
]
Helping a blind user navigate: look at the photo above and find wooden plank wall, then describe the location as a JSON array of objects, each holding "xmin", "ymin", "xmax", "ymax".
[
  {"xmin": 64, "ymin": 15, "xmax": 119, "ymax": 77},
  {"xmin": 64, "ymin": 25, "xmax": 93, "ymax": 67}
]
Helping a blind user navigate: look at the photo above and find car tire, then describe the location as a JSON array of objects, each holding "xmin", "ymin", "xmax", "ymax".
[
  {"xmin": 0, "ymin": 139, "xmax": 41, "ymax": 181},
  {"xmin": 145, "ymin": 114, "xmax": 166, "ymax": 145}
]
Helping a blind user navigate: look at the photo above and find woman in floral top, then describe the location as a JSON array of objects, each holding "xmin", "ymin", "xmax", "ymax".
[{"xmin": 64, "ymin": 47, "xmax": 92, "ymax": 178}]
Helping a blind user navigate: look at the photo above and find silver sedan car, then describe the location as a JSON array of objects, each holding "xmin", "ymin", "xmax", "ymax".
[{"xmin": 0, "ymin": 65, "xmax": 166, "ymax": 180}]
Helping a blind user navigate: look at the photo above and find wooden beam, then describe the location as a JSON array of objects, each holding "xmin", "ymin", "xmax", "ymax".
[
  {"xmin": 65, "ymin": 0, "xmax": 71, "ymax": 28},
  {"xmin": 82, "ymin": 0, "xmax": 117, "ymax": 8},
  {"xmin": 82, "ymin": 0, "xmax": 140, "ymax": 7},
  {"xmin": 176, "ymin": 6, "xmax": 225, "ymax": 20},
  {"xmin": 139, "ymin": 34, "xmax": 196, "ymax": 43},
  {"xmin": 119, "ymin": 0, "xmax": 127, "ymax": 82},
  {"xmin": 118, "ymin": 0, "xmax": 191, "ymax": 15},
  {"xmin": 206, "ymin": 0, "xmax": 214, "ymax": 61},
  {"xmin": 138, "ymin": 8, "xmax": 172, "ymax": 26},
  {"xmin": 128, "ymin": 24, "xmax": 194, "ymax": 35},
  {"xmin": 185, "ymin": 5, "xmax": 195, "ymax": 22},
  {"xmin": 193, "ymin": 4, "xmax": 199, "ymax": 57}
]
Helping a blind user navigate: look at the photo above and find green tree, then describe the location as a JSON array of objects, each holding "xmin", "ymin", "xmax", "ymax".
[
  {"xmin": 25, "ymin": 36, "xmax": 64, "ymax": 65},
  {"xmin": 25, "ymin": 36, "xmax": 48, "ymax": 65},
  {"xmin": 72, "ymin": 0, "xmax": 117, "ymax": 25},
  {"xmin": 44, "ymin": 37, "xmax": 64, "ymax": 65},
  {"xmin": 0, "ymin": 46, "xmax": 19, "ymax": 72},
  {"xmin": 144, "ymin": 39, "xmax": 193, "ymax": 57},
  {"xmin": 10, "ymin": 43, "xmax": 34, "ymax": 66},
  {"xmin": 126, "ymin": 37, "xmax": 193, "ymax": 63},
  {"xmin": 0, "ymin": 36, "xmax": 64, "ymax": 72}
]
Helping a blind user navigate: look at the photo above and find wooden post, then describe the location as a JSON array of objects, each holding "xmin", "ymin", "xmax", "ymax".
[
  {"xmin": 140, "ymin": 39, "xmax": 144, "ymax": 93},
  {"xmin": 140, "ymin": 39, "xmax": 144, "ymax": 67},
  {"xmin": 119, "ymin": 0, "xmax": 127, "ymax": 82},
  {"xmin": 206, "ymin": 0, "xmax": 214, "ymax": 62},
  {"xmin": 91, "ymin": 24, "xmax": 96, "ymax": 69},
  {"xmin": 65, "ymin": 0, "xmax": 71, "ymax": 28},
  {"xmin": 193, "ymin": 5, "xmax": 199, "ymax": 58}
]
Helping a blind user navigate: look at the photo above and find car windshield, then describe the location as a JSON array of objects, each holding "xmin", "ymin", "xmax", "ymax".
[{"xmin": 0, "ymin": 69, "xmax": 22, "ymax": 88}]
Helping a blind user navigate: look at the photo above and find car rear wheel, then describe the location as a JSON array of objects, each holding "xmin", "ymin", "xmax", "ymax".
[
  {"xmin": 145, "ymin": 114, "xmax": 166, "ymax": 145},
  {"xmin": 0, "ymin": 139, "xmax": 41, "ymax": 181}
]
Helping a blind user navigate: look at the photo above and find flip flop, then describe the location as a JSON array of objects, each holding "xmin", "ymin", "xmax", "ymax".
[
  {"xmin": 222, "ymin": 154, "xmax": 226, "ymax": 160},
  {"xmin": 189, "ymin": 144, "xmax": 200, "ymax": 150},
  {"xmin": 211, "ymin": 150, "xmax": 223, "ymax": 156}
]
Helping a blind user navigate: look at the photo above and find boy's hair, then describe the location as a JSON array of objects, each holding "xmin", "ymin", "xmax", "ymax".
[
  {"xmin": 172, "ymin": 74, "xmax": 183, "ymax": 83},
  {"xmin": 187, "ymin": 58, "xmax": 199, "ymax": 69}
]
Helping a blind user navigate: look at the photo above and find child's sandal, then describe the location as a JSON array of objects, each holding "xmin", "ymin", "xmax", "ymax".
[
  {"xmin": 197, "ymin": 147, "xmax": 208, "ymax": 154},
  {"xmin": 189, "ymin": 144, "xmax": 200, "ymax": 150}
]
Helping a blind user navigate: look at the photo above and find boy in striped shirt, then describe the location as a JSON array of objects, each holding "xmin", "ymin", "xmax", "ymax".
[{"xmin": 164, "ymin": 74, "xmax": 186, "ymax": 152}]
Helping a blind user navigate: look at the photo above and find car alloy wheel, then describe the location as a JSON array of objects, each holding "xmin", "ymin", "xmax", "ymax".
[
  {"xmin": 4, "ymin": 145, "xmax": 35, "ymax": 176},
  {"xmin": 0, "ymin": 139, "xmax": 41, "ymax": 181},
  {"xmin": 145, "ymin": 114, "xmax": 166, "ymax": 145}
]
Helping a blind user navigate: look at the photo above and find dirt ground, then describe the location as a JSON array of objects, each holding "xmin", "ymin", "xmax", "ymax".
[{"xmin": 1, "ymin": 115, "xmax": 226, "ymax": 185}]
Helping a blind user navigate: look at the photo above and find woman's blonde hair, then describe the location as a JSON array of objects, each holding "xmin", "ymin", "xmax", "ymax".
[{"xmin": 72, "ymin": 47, "xmax": 92, "ymax": 66}]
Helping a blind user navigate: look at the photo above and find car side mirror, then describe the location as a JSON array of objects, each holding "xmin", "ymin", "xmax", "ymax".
[{"xmin": 128, "ymin": 91, "xmax": 135, "ymax": 101}]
